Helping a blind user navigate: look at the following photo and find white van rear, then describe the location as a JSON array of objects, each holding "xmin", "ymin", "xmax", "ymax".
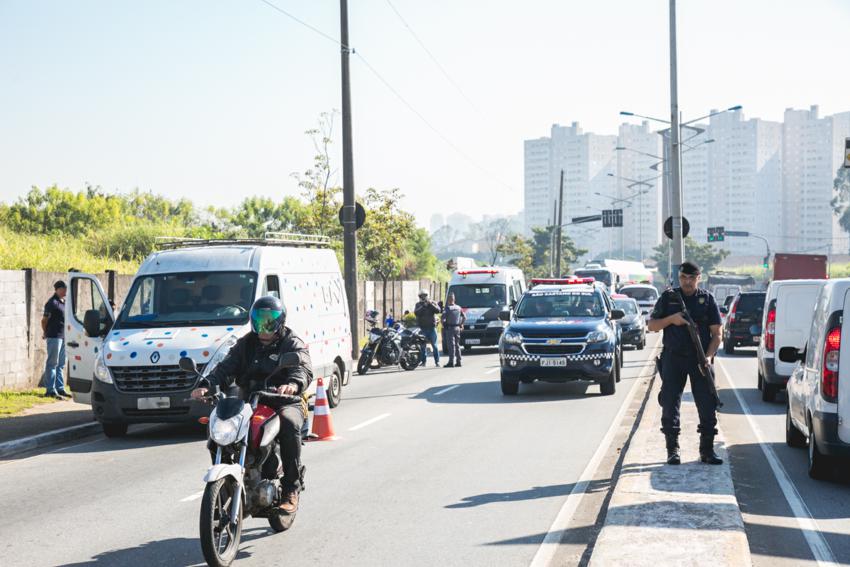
[
  {"xmin": 65, "ymin": 236, "xmax": 352, "ymax": 437},
  {"xmin": 757, "ymin": 279, "xmax": 824, "ymax": 402},
  {"xmin": 446, "ymin": 267, "xmax": 526, "ymax": 349}
]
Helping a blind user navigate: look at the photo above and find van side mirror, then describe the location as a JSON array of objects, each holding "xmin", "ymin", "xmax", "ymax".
[
  {"xmin": 498, "ymin": 310, "xmax": 511, "ymax": 322},
  {"xmin": 778, "ymin": 347, "xmax": 805, "ymax": 363},
  {"xmin": 510, "ymin": 300, "xmax": 517, "ymax": 310},
  {"xmin": 179, "ymin": 357, "xmax": 200, "ymax": 375},
  {"xmin": 719, "ymin": 306, "xmax": 728, "ymax": 315},
  {"xmin": 610, "ymin": 309, "xmax": 625, "ymax": 321},
  {"xmin": 279, "ymin": 352, "xmax": 302, "ymax": 368},
  {"xmin": 83, "ymin": 309, "xmax": 104, "ymax": 337}
]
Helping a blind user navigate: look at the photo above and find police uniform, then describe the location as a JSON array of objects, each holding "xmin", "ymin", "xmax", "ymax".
[
  {"xmin": 441, "ymin": 304, "xmax": 466, "ymax": 366},
  {"xmin": 651, "ymin": 285, "xmax": 722, "ymax": 463}
]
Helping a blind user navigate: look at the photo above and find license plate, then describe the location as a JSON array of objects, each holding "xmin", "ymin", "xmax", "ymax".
[
  {"xmin": 137, "ymin": 397, "xmax": 170, "ymax": 410},
  {"xmin": 540, "ymin": 358, "xmax": 567, "ymax": 367},
  {"xmin": 465, "ymin": 339, "xmax": 481, "ymax": 345}
]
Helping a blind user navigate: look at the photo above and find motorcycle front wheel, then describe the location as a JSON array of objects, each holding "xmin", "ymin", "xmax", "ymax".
[
  {"xmin": 399, "ymin": 348, "xmax": 420, "ymax": 371},
  {"xmin": 200, "ymin": 477, "xmax": 242, "ymax": 567},
  {"xmin": 357, "ymin": 351, "xmax": 372, "ymax": 375}
]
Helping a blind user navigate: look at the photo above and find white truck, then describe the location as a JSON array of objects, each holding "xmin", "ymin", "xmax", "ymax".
[
  {"xmin": 65, "ymin": 235, "xmax": 353, "ymax": 437},
  {"xmin": 446, "ymin": 267, "xmax": 526, "ymax": 350}
]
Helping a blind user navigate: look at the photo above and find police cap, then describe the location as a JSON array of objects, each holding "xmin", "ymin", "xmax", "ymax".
[{"xmin": 679, "ymin": 261, "xmax": 701, "ymax": 275}]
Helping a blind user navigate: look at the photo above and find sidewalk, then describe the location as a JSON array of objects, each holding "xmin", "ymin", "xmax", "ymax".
[
  {"xmin": 589, "ymin": 375, "xmax": 751, "ymax": 566},
  {"xmin": 0, "ymin": 398, "xmax": 99, "ymax": 458}
]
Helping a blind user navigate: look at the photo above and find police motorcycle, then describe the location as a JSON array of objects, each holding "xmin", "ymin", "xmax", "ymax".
[
  {"xmin": 179, "ymin": 355, "xmax": 305, "ymax": 567},
  {"xmin": 357, "ymin": 310, "xmax": 414, "ymax": 374}
]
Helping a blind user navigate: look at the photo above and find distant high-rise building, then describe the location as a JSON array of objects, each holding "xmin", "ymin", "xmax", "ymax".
[
  {"xmin": 429, "ymin": 213, "xmax": 445, "ymax": 234},
  {"xmin": 524, "ymin": 138, "xmax": 551, "ymax": 234},
  {"xmin": 617, "ymin": 122, "xmax": 663, "ymax": 259}
]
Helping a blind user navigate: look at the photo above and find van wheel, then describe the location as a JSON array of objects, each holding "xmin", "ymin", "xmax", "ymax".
[
  {"xmin": 757, "ymin": 372, "xmax": 763, "ymax": 391},
  {"xmin": 102, "ymin": 422, "xmax": 128, "ymax": 438},
  {"xmin": 761, "ymin": 382, "xmax": 778, "ymax": 403},
  {"xmin": 500, "ymin": 373, "xmax": 519, "ymax": 396},
  {"xmin": 326, "ymin": 367, "xmax": 342, "ymax": 408},
  {"xmin": 463, "ymin": 346, "xmax": 472, "ymax": 353},
  {"xmin": 600, "ymin": 365, "xmax": 616, "ymax": 396},
  {"xmin": 785, "ymin": 404, "xmax": 806, "ymax": 448},
  {"xmin": 724, "ymin": 342, "xmax": 736, "ymax": 355},
  {"xmin": 615, "ymin": 355, "xmax": 621, "ymax": 383},
  {"xmin": 637, "ymin": 337, "xmax": 645, "ymax": 350},
  {"xmin": 808, "ymin": 418, "xmax": 834, "ymax": 480}
]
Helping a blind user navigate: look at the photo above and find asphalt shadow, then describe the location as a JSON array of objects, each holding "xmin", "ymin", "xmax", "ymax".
[
  {"xmin": 413, "ymin": 380, "xmax": 596, "ymax": 404},
  {"xmin": 56, "ymin": 423, "xmax": 206, "ymax": 455},
  {"xmin": 716, "ymin": 387, "xmax": 786, "ymax": 416},
  {"xmin": 445, "ymin": 478, "xmax": 613, "ymax": 509}
]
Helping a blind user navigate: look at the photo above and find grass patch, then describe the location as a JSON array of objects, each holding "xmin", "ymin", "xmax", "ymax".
[
  {"xmin": 0, "ymin": 389, "xmax": 58, "ymax": 418},
  {"xmin": 0, "ymin": 226, "xmax": 138, "ymax": 273}
]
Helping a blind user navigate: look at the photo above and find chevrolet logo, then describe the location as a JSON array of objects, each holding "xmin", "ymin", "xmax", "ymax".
[{"xmin": 546, "ymin": 339, "xmax": 560, "ymax": 345}]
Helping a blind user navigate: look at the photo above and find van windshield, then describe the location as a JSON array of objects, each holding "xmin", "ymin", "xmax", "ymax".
[
  {"xmin": 115, "ymin": 271, "xmax": 257, "ymax": 329},
  {"xmin": 447, "ymin": 284, "xmax": 507, "ymax": 308},
  {"xmin": 574, "ymin": 269, "xmax": 613, "ymax": 287},
  {"xmin": 619, "ymin": 287, "xmax": 658, "ymax": 302}
]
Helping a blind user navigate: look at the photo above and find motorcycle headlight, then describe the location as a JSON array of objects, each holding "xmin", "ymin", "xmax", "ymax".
[
  {"xmin": 209, "ymin": 413, "xmax": 241, "ymax": 446},
  {"xmin": 94, "ymin": 354, "xmax": 113, "ymax": 384},
  {"xmin": 203, "ymin": 335, "xmax": 238, "ymax": 377},
  {"xmin": 502, "ymin": 330, "xmax": 523, "ymax": 345},
  {"xmin": 487, "ymin": 320, "xmax": 508, "ymax": 328},
  {"xmin": 587, "ymin": 330, "xmax": 611, "ymax": 343}
]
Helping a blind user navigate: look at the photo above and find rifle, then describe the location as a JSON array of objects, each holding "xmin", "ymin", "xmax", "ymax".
[{"xmin": 672, "ymin": 291, "xmax": 723, "ymax": 409}]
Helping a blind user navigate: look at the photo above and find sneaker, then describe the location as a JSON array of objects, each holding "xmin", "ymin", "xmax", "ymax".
[
  {"xmin": 57, "ymin": 391, "xmax": 72, "ymax": 399},
  {"xmin": 456, "ymin": 362, "xmax": 462, "ymax": 367},
  {"xmin": 444, "ymin": 363, "xmax": 455, "ymax": 368},
  {"xmin": 44, "ymin": 392, "xmax": 57, "ymax": 399}
]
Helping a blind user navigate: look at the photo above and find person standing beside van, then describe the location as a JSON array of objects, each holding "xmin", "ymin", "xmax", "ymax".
[
  {"xmin": 415, "ymin": 290, "xmax": 441, "ymax": 367},
  {"xmin": 41, "ymin": 280, "xmax": 70, "ymax": 399},
  {"xmin": 442, "ymin": 293, "xmax": 466, "ymax": 367}
]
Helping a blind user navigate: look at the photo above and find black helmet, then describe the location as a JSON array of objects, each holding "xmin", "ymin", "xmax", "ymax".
[{"xmin": 250, "ymin": 296, "xmax": 286, "ymax": 335}]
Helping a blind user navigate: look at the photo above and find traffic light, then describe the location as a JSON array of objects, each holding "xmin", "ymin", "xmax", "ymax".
[
  {"xmin": 763, "ymin": 255, "xmax": 770, "ymax": 269},
  {"xmin": 707, "ymin": 226, "xmax": 725, "ymax": 242}
]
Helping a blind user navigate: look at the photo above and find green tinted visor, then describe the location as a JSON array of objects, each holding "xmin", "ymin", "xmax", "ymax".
[{"xmin": 251, "ymin": 309, "xmax": 282, "ymax": 334}]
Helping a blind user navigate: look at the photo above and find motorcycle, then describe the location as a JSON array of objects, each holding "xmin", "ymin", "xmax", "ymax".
[
  {"xmin": 357, "ymin": 312, "xmax": 404, "ymax": 374},
  {"xmin": 179, "ymin": 355, "xmax": 305, "ymax": 567},
  {"xmin": 398, "ymin": 326, "xmax": 429, "ymax": 370}
]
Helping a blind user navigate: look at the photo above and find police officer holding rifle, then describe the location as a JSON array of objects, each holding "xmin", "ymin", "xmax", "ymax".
[{"xmin": 648, "ymin": 262, "xmax": 723, "ymax": 466}]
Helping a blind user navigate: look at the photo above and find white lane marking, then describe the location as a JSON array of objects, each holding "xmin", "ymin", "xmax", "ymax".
[
  {"xmin": 433, "ymin": 385, "xmax": 459, "ymax": 396},
  {"xmin": 180, "ymin": 490, "xmax": 205, "ymax": 503},
  {"xmin": 716, "ymin": 359, "xmax": 837, "ymax": 567},
  {"xmin": 348, "ymin": 413, "xmax": 392, "ymax": 432},
  {"xmin": 529, "ymin": 342, "xmax": 659, "ymax": 567},
  {"xmin": 485, "ymin": 367, "xmax": 500, "ymax": 375}
]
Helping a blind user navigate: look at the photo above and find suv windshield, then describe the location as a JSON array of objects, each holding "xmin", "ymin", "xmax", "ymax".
[
  {"xmin": 447, "ymin": 284, "xmax": 507, "ymax": 308},
  {"xmin": 573, "ymin": 269, "xmax": 613, "ymax": 288},
  {"xmin": 735, "ymin": 293, "xmax": 766, "ymax": 313},
  {"xmin": 516, "ymin": 290, "xmax": 604, "ymax": 318},
  {"xmin": 619, "ymin": 287, "xmax": 658, "ymax": 302},
  {"xmin": 613, "ymin": 299, "xmax": 638, "ymax": 314},
  {"xmin": 115, "ymin": 271, "xmax": 257, "ymax": 329}
]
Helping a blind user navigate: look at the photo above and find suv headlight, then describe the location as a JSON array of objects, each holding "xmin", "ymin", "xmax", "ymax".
[
  {"xmin": 94, "ymin": 354, "xmax": 113, "ymax": 384},
  {"xmin": 203, "ymin": 335, "xmax": 238, "ymax": 377},
  {"xmin": 587, "ymin": 330, "xmax": 611, "ymax": 343},
  {"xmin": 488, "ymin": 320, "xmax": 508, "ymax": 328},
  {"xmin": 502, "ymin": 330, "xmax": 523, "ymax": 345},
  {"xmin": 209, "ymin": 413, "xmax": 241, "ymax": 446}
]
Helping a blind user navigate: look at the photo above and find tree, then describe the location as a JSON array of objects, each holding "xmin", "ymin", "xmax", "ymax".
[
  {"xmin": 0, "ymin": 185, "xmax": 124, "ymax": 235},
  {"xmin": 496, "ymin": 234, "xmax": 534, "ymax": 275},
  {"xmin": 497, "ymin": 227, "xmax": 586, "ymax": 277},
  {"xmin": 831, "ymin": 166, "xmax": 850, "ymax": 252},
  {"xmin": 651, "ymin": 237, "xmax": 730, "ymax": 281},
  {"xmin": 476, "ymin": 218, "xmax": 512, "ymax": 265},
  {"xmin": 357, "ymin": 188, "xmax": 416, "ymax": 317},
  {"xmin": 226, "ymin": 196, "xmax": 306, "ymax": 238},
  {"xmin": 293, "ymin": 112, "xmax": 342, "ymax": 239}
]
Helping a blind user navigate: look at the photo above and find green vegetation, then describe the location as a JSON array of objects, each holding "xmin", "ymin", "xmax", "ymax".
[
  {"xmin": 497, "ymin": 227, "xmax": 587, "ymax": 277},
  {"xmin": 0, "ymin": 389, "xmax": 57, "ymax": 418},
  {"xmin": 0, "ymin": 113, "xmax": 442, "ymax": 280},
  {"xmin": 651, "ymin": 237, "xmax": 730, "ymax": 281}
]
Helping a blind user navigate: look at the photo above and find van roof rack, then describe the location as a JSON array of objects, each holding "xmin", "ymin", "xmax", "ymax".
[{"xmin": 155, "ymin": 232, "xmax": 332, "ymax": 250}]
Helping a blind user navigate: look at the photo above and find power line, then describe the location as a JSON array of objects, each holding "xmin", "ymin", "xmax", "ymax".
[
  {"xmin": 255, "ymin": 0, "xmax": 515, "ymax": 192},
  {"xmin": 383, "ymin": 0, "xmax": 477, "ymax": 111}
]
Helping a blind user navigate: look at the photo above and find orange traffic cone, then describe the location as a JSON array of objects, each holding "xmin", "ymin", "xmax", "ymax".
[{"xmin": 310, "ymin": 377, "xmax": 338, "ymax": 441}]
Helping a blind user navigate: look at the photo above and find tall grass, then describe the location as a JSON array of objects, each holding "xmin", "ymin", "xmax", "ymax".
[{"xmin": 0, "ymin": 226, "xmax": 139, "ymax": 273}]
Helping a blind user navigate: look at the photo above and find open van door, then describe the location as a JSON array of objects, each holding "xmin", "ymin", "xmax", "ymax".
[
  {"xmin": 838, "ymin": 288, "xmax": 850, "ymax": 444},
  {"xmin": 774, "ymin": 283, "xmax": 821, "ymax": 376},
  {"xmin": 65, "ymin": 273, "xmax": 114, "ymax": 404}
]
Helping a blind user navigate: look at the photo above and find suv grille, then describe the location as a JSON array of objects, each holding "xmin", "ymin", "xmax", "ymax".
[
  {"xmin": 111, "ymin": 364, "xmax": 206, "ymax": 393},
  {"xmin": 525, "ymin": 344, "xmax": 583, "ymax": 355},
  {"xmin": 519, "ymin": 329, "xmax": 588, "ymax": 339}
]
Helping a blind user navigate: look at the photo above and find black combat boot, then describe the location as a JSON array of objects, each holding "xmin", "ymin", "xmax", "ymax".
[
  {"xmin": 664, "ymin": 432, "xmax": 681, "ymax": 465},
  {"xmin": 699, "ymin": 433, "xmax": 723, "ymax": 465}
]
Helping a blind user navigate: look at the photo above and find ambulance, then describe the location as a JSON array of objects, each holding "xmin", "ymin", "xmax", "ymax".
[{"xmin": 446, "ymin": 267, "xmax": 526, "ymax": 350}]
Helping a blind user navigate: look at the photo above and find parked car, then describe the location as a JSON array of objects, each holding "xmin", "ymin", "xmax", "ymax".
[
  {"xmin": 65, "ymin": 235, "xmax": 353, "ymax": 438},
  {"xmin": 757, "ymin": 279, "xmax": 824, "ymax": 402},
  {"xmin": 781, "ymin": 278, "xmax": 850, "ymax": 480},
  {"xmin": 722, "ymin": 291, "xmax": 766, "ymax": 355},
  {"xmin": 617, "ymin": 284, "xmax": 659, "ymax": 322},
  {"xmin": 612, "ymin": 297, "xmax": 646, "ymax": 350}
]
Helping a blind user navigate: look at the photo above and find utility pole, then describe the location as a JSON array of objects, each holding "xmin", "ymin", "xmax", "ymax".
[
  {"xmin": 340, "ymin": 0, "xmax": 359, "ymax": 358},
  {"xmin": 550, "ymin": 200, "xmax": 557, "ymax": 277},
  {"xmin": 668, "ymin": 0, "xmax": 684, "ymax": 275},
  {"xmin": 555, "ymin": 170, "xmax": 564, "ymax": 276}
]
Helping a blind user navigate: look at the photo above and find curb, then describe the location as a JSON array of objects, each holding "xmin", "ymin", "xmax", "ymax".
[{"xmin": 0, "ymin": 422, "xmax": 102, "ymax": 459}]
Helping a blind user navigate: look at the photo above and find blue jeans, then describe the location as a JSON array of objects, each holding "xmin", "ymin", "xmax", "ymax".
[
  {"xmin": 419, "ymin": 327, "xmax": 440, "ymax": 365},
  {"xmin": 43, "ymin": 338, "xmax": 66, "ymax": 395}
]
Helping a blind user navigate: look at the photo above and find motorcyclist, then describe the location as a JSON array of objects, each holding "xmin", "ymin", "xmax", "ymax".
[{"xmin": 191, "ymin": 296, "xmax": 312, "ymax": 515}]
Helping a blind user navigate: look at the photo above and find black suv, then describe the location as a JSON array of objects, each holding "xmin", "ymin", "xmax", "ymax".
[{"xmin": 722, "ymin": 291, "xmax": 766, "ymax": 355}]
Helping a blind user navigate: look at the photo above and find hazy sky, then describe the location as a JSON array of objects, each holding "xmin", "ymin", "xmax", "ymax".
[{"xmin": 2, "ymin": 0, "xmax": 849, "ymax": 228}]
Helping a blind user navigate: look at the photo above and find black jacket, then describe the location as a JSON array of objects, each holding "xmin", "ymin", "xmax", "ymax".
[
  {"xmin": 206, "ymin": 327, "xmax": 313, "ymax": 401},
  {"xmin": 414, "ymin": 300, "xmax": 441, "ymax": 329}
]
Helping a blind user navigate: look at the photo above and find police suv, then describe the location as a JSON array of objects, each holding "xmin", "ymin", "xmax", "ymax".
[{"xmin": 498, "ymin": 277, "xmax": 625, "ymax": 396}]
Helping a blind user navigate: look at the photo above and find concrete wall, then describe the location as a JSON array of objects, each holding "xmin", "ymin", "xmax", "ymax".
[{"xmin": 0, "ymin": 269, "xmax": 446, "ymax": 390}]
